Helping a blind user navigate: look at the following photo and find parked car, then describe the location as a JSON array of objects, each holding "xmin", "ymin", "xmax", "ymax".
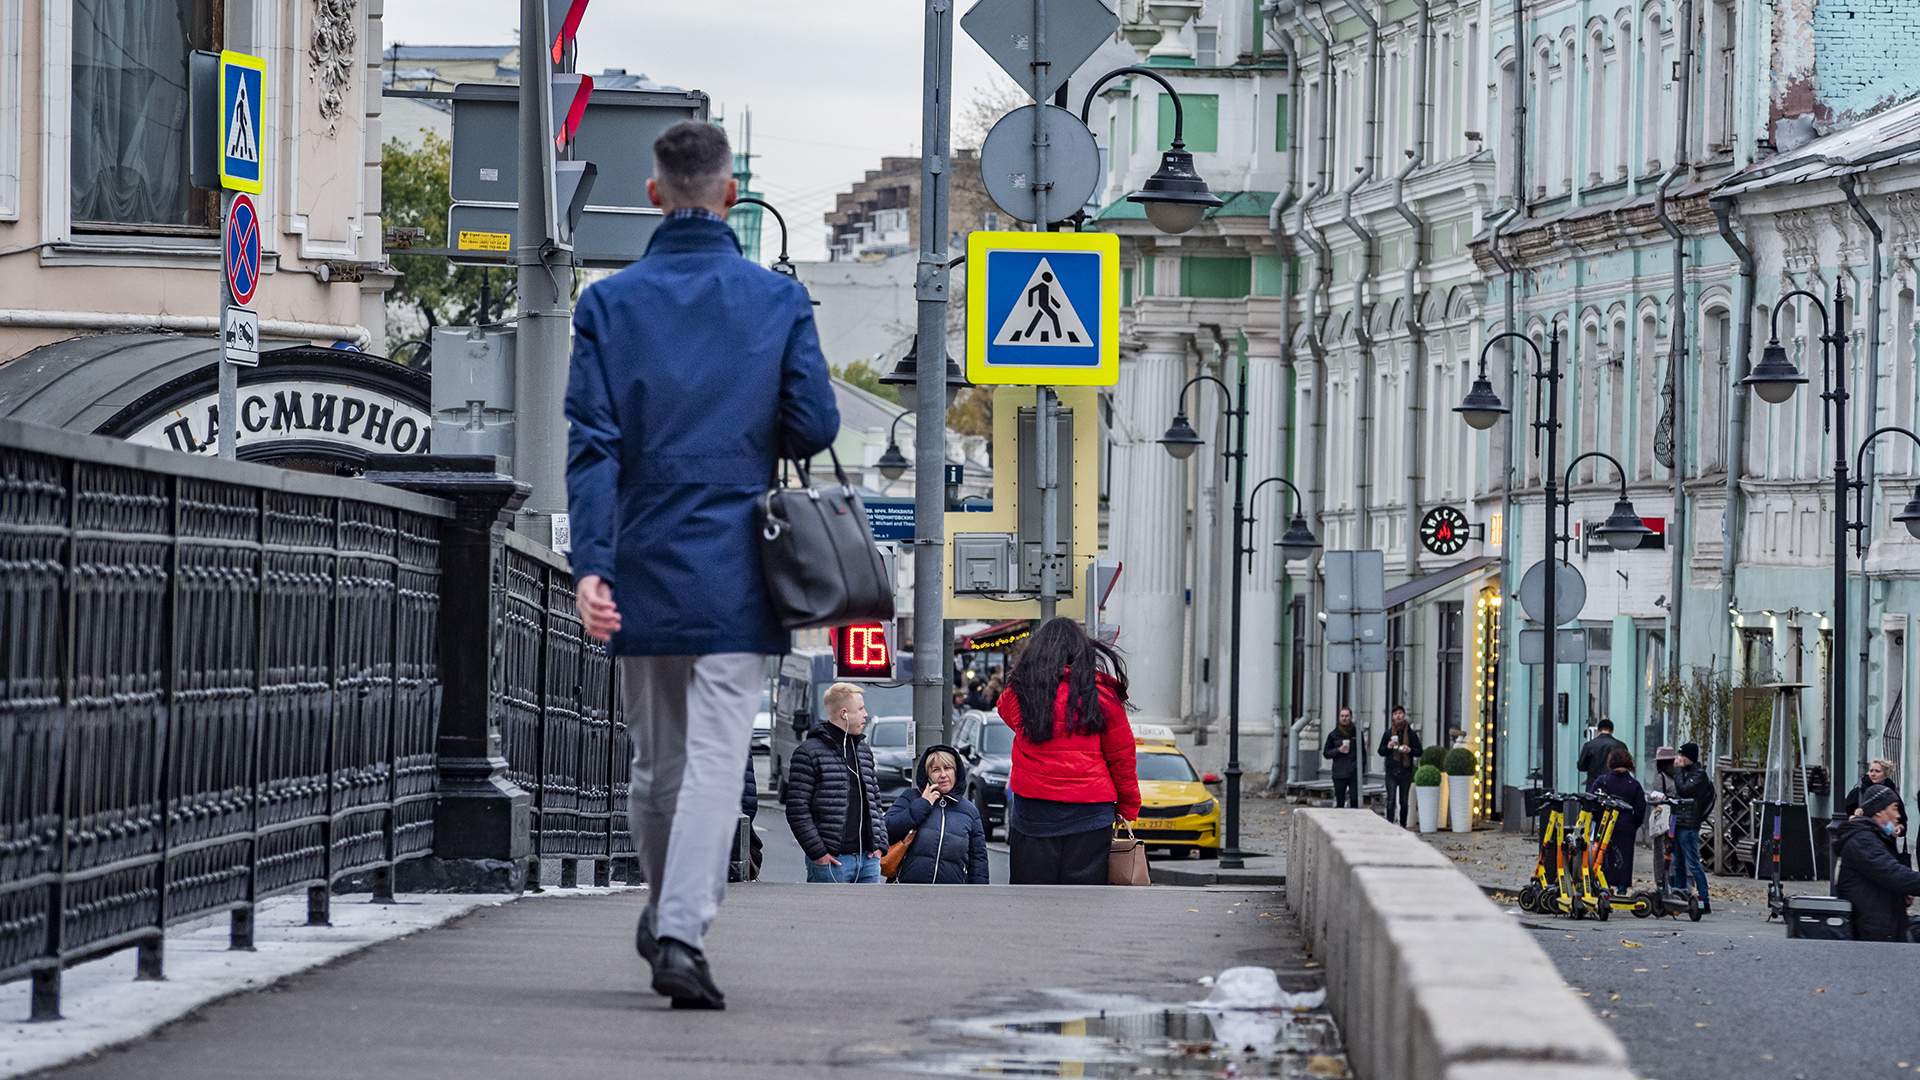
[
  {"xmin": 866, "ymin": 716, "xmax": 917, "ymax": 804},
  {"xmin": 955, "ymin": 710, "xmax": 1013, "ymax": 841},
  {"xmin": 751, "ymin": 689, "xmax": 773, "ymax": 756},
  {"xmin": 1129, "ymin": 724, "xmax": 1222, "ymax": 857}
]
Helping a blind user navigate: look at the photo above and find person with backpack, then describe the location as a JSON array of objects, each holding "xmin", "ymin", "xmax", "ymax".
[
  {"xmin": 884, "ymin": 746, "xmax": 989, "ymax": 884},
  {"xmin": 995, "ymin": 618, "xmax": 1141, "ymax": 886}
]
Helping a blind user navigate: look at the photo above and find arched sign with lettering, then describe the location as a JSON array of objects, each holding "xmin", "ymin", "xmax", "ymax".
[{"xmin": 98, "ymin": 345, "xmax": 431, "ymax": 472}]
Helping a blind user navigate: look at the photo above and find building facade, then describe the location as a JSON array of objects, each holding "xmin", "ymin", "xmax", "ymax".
[
  {"xmin": 1085, "ymin": 0, "xmax": 1920, "ymax": 815},
  {"xmin": 0, "ymin": 0, "xmax": 395, "ymax": 365}
]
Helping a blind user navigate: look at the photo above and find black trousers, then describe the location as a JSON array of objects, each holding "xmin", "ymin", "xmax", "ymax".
[
  {"xmin": 1008, "ymin": 825, "xmax": 1111, "ymax": 885},
  {"xmin": 1332, "ymin": 776, "xmax": 1358, "ymax": 808},
  {"xmin": 1383, "ymin": 775, "xmax": 1412, "ymax": 825}
]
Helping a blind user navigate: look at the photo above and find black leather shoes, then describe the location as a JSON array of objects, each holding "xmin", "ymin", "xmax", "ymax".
[{"xmin": 651, "ymin": 937, "xmax": 725, "ymax": 1010}]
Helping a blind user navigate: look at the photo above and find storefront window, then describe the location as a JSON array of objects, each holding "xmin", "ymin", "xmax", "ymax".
[
  {"xmin": 1639, "ymin": 628, "xmax": 1665, "ymax": 753},
  {"xmin": 1387, "ymin": 613, "xmax": 1405, "ymax": 712},
  {"xmin": 1437, "ymin": 602, "xmax": 1463, "ymax": 746},
  {"xmin": 1289, "ymin": 597, "xmax": 1306, "ymax": 721},
  {"xmin": 1585, "ymin": 625, "xmax": 1611, "ymax": 734},
  {"xmin": 71, "ymin": 0, "xmax": 218, "ymax": 229}
]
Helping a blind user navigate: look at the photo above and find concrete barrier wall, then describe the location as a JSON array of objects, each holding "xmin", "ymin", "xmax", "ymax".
[{"xmin": 1288, "ymin": 809, "xmax": 1636, "ymax": 1080}]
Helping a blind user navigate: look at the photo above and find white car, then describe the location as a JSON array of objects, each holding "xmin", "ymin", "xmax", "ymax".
[{"xmin": 751, "ymin": 693, "xmax": 773, "ymax": 755}]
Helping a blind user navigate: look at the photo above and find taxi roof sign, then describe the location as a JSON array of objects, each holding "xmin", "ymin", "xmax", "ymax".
[
  {"xmin": 966, "ymin": 230, "xmax": 1118, "ymax": 387},
  {"xmin": 1133, "ymin": 723, "xmax": 1178, "ymax": 745}
]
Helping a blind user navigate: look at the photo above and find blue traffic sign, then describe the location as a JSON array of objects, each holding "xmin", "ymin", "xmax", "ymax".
[
  {"xmin": 863, "ymin": 497, "xmax": 915, "ymax": 542},
  {"xmin": 218, "ymin": 51, "xmax": 265, "ymax": 194},
  {"xmin": 965, "ymin": 231, "xmax": 1119, "ymax": 386},
  {"xmin": 225, "ymin": 194, "xmax": 261, "ymax": 306}
]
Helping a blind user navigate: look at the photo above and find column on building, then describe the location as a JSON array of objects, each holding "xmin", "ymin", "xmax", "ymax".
[
  {"xmin": 1107, "ymin": 313, "xmax": 1194, "ymax": 723},
  {"xmin": 1237, "ymin": 318, "xmax": 1290, "ymax": 735}
]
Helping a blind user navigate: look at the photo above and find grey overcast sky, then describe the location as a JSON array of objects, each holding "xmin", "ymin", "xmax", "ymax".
[{"xmin": 382, "ymin": 1, "xmax": 1008, "ymax": 260}]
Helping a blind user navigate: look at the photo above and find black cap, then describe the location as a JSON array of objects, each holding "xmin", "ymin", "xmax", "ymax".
[{"xmin": 1678, "ymin": 742, "xmax": 1701, "ymax": 762}]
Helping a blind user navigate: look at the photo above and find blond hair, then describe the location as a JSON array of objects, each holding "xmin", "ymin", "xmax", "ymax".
[
  {"xmin": 822, "ymin": 682, "xmax": 865, "ymax": 719},
  {"xmin": 923, "ymin": 748, "xmax": 958, "ymax": 774},
  {"xmin": 1870, "ymin": 758, "xmax": 1897, "ymax": 784}
]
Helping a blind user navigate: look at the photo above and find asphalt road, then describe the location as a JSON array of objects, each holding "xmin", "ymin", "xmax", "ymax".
[
  {"xmin": 1527, "ymin": 897, "xmax": 1920, "ymax": 1080},
  {"xmin": 38, "ymin": 884, "xmax": 1301, "ymax": 1080}
]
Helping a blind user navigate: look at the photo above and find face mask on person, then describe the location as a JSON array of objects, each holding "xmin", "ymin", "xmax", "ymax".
[{"xmin": 1882, "ymin": 821, "xmax": 1898, "ymax": 838}]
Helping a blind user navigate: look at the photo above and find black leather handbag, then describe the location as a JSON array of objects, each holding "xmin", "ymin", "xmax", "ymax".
[{"xmin": 758, "ymin": 448, "xmax": 895, "ymax": 630}]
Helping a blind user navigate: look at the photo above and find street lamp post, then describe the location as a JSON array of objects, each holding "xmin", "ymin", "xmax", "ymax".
[
  {"xmin": 876, "ymin": 410, "xmax": 912, "ymax": 482},
  {"xmin": 1078, "ymin": 67, "xmax": 1225, "ymax": 234},
  {"xmin": 1159, "ymin": 363, "xmax": 1317, "ymax": 867},
  {"xmin": 732, "ymin": 196, "xmax": 796, "ymax": 278},
  {"xmin": 1743, "ymin": 282, "xmax": 1920, "ymax": 800}
]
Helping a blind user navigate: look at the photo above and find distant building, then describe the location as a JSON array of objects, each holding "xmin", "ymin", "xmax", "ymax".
[{"xmin": 825, "ymin": 150, "xmax": 1001, "ymax": 261}]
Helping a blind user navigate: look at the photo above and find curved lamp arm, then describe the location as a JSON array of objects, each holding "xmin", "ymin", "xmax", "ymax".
[
  {"xmin": 1562, "ymin": 450, "xmax": 1631, "ymax": 498},
  {"xmin": 887, "ymin": 409, "xmax": 912, "ymax": 448},
  {"xmin": 1080, "ymin": 65, "xmax": 1189, "ymax": 146},
  {"xmin": 1767, "ymin": 287, "xmax": 1832, "ymax": 343},
  {"xmin": 732, "ymin": 196, "xmax": 791, "ymax": 272},
  {"xmin": 1476, "ymin": 329, "xmax": 1543, "ymax": 379},
  {"xmin": 1247, "ymin": 475, "xmax": 1305, "ymax": 514},
  {"xmin": 1173, "ymin": 373, "xmax": 1235, "ymax": 418}
]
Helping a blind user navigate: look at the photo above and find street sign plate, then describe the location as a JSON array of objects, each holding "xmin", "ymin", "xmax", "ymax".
[
  {"xmin": 965, "ymin": 230, "xmax": 1118, "ymax": 387},
  {"xmin": 980, "ymin": 105, "xmax": 1104, "ymax": 224},
  {"xmin": 1519, "ymin": 627, "xmax": 1588, "ymax": 665},
  {"xmin": 217, "ymin": 50, "xmax": 266, "ymax": 193},
  {"xmin": 225, "ymin": 194, "xmax": 262, "ymax": 307},
  {"xmin": 961, "ymin": 0, "xmax": 1119, "ymax": 103},
  {"xmin": 222, "ymin": 306, "xmax": 259, "ymax": 366},
  {"xmin": 1518, "ymin": 558, "xmax": 1587, "ymax": 627},
  {"xmin": 864, "ymin": 498, "xmax": 916, "ymax": 542}
]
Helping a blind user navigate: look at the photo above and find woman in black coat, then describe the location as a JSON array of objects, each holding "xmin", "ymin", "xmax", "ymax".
[
  {"xmin": 884, "ymin": 745, "xmax": 989, "ymax": 884},
  {"xmin": 1586, "ymin": 748, "xmax": 1647, "ymax": 890}
]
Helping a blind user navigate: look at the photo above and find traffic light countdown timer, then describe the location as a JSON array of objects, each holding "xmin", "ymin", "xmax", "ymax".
[{"xmin": 831, "ymin": 622, "xmax": 894, "ymax": 681}]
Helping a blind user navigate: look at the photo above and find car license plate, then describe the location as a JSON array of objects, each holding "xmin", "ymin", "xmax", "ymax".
[{"xmin": 1134, "ymin": 819, "xmax": 1165, "ymax": 829}]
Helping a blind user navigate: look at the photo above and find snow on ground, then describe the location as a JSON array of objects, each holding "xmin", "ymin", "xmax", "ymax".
[{"xmin": 1, "ymin": 885, "xmax": 638, "ymax": 1078}]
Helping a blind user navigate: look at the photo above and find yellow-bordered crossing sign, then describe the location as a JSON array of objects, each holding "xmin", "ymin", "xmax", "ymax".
[
  {"xmin": 218, "ymin": 50, "xmax": 266, "ymax": 194},
  {"xmin": 965, "ymin": 230, "xmax": 1118, "ymax": 387}
]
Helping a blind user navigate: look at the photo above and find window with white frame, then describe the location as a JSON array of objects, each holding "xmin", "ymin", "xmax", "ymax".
[
  {"xmin": 1700, "ymin": 305, "xmax": 1731, "ymax": 474},
  {"xmin": 71, "ymin": 0, "xmax": 220, "ymax": 231},
  {"xmin": 1704, "ymin": 0, "xmax": 1736, "ymax": 155},
  {"xmin": 1614, "ymin": 16, "xmax": 1633, "ymax": 180},
  {"xmin": 0, "ymin": 0, "xmax": 20, "ymax": 219},
  {"xmin": 1560, "ymin": 37, "xmax": 1577, "ymax": 193},
  {"xmin": 1637, "ymin": 308, "xmax": 1661, "ymax": 480},
  {"xmin": 1586, "ymin": 28, "xmax": 1607, "ymax": 183},
  {"xmin": 1641, "ymin": 8, "xmax": 1664, "ymax": 174}
]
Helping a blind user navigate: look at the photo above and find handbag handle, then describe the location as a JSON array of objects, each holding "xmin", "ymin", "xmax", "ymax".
[
  {"xmin": 761, "ymin": 444, "xmax": 857, "ymax": 541},
  {"xmin": 781, "ymin": 444, "xmax": 852, "ymax": 491}
]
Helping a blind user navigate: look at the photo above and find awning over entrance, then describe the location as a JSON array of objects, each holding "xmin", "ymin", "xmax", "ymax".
[
  {"xmin": 0, "ymin": 334, "xmax": 428, "ymax": 472},
  {"xmin": 960, "ymin": 619, "xmax": 1033, "ymax": 652},
  {"xmin": 1384, "ymin": 555, "xmax": 1498, "ymax": 611}
]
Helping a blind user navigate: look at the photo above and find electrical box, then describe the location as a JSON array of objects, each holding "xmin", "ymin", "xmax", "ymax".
[
  {"xmin": 954, "ymin": 533, "xmax": 1016, "ymax": 594},
  {"xmin": 1015, "ymin": 404, "xmax": 1074, "ymax": 594},
  {"xmin": 430, "ymin": 325, "xmax": 516, "ymax": 459}
]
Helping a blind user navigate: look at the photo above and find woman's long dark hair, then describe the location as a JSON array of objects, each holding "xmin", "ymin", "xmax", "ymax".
[{"xmin": 1009, "ymin": 617, "xmax": 1129, "ymax": 743}]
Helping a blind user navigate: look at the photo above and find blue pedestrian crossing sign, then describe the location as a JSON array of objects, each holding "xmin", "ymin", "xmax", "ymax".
[
  {"xmin": 218, "ymin": 50, "xmax": 266, "ymax": 194},
  {"xmin": 966, "ymin": 230, "xmax": 1119, "ymax": 387}
]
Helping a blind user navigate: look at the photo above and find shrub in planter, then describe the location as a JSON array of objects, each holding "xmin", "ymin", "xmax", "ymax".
[
  {"xmin": 1413, "ymin": 764, "xmax": 1443, "ymax": 787},
  {"xmin": 1419, "ymin": 745, "xmax": 1448, "ymax": 771},
  {"xmin": 1443, "ymin": 747, "xmax": 1477, "ymax": 776}
]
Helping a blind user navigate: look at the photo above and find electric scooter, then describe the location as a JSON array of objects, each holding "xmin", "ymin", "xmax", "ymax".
[
  {"xmin": 1519, "ymin": 792, "xmax": 1576, "ymax": 916},
  {"xmin": 1630, "ymin": 794, "xmax": 1702, "ymax": 921}
]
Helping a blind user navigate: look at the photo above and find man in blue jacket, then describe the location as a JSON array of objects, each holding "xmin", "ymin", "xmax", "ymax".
[{"xmin": 565, "ymin": 120, "xmax": 839, "ymax": 1010}]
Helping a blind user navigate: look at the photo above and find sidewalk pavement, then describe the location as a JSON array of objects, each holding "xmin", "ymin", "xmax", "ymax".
[{"xmin": 34, "ymin": 883, "xmax": 1304, "ymax": 1080}]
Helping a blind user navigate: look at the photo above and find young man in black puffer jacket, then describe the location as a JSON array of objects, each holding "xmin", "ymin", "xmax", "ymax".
[
  {"xmin": 1831, "ymin": 785, "xmax": 1920, "ymax": 942},
  {"xmin": 784, "ymin": 682, "xmax": 887, "ymax": 883}
]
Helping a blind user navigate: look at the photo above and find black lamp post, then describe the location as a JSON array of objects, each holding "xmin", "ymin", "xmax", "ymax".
[
  {"xmin": 1558, "ymin": 452, "xmax": 1654, "ymax": 557},
  {"xmin": 877, "ymin": 410, "xmax": 912, "ymax": 482},
  {"xmin": 1079, "ymin": 67, "xmax": 1225, "ymax": 235},
  {"xmin": 731, "ymin": 196, "xmax": 795, "ymax": 278},
  {"xmin": 1158, "ymin": 362, "xmax": 1316, "ymax": 868},
  {"xmin": 1744, "ymin": 281, "xmax": 1920, "ymax": 798}
]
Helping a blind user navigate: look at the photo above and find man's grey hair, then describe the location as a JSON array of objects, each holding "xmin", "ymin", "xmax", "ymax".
[{"xmin": 652, "ymin": 121, "xmax": 732, "ymax": 206}]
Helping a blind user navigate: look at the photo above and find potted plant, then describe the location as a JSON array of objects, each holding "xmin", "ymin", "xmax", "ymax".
[
  {"xmin": 1420, "ymin": 745, "xmax": 1448, "ymax": 771},
  {"xmin": 1413, "ymin": 765, "xmax": 1443, "ymax": 834},
  {"xmin": 1443, "ymin": 748, "xmax": 1476, "ymax": 832}
]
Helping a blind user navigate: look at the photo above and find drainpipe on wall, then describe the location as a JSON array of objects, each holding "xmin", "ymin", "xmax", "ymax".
[
  {"xmin": 1339, "ymin": 0, "xmax": 1381, "ymax": 563},
  {"xmin": 1287, "ymin": 1, "xmax": 1337, "ymax": 783},
  {"xmin": 1392, "ymin": 0, "xmax": 1432, "ymax": 733},
  {"xmin": 1711, "ymin": 196, "xmax": 1754, "ymax": 694},
  {"xmin": 1841, "ymin": 172, "xmax": 1883, "ymax": 777},
  {"xmin": 1266, "ymin": 12, "xmax": 1303, "ymax": 788},
  {"xmin": 1652, "ymin": 0, "xmax": 1693, "ymax": 712}
]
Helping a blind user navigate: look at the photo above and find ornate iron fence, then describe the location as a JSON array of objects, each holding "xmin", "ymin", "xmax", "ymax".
[{"xmin": 0, "ymin": 420, "xmax": 447, "ymax": 1020}]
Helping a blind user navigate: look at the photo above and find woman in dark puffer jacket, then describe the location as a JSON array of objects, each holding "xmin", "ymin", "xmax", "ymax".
[{"xmin": 884, "ymin": 745, "xmax": 989, "ymax": 884}]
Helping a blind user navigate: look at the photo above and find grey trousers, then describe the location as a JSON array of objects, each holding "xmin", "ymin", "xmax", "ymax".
[{"xmin": 619, "ymin": 653, "xmax": 762, "ymax": 951}]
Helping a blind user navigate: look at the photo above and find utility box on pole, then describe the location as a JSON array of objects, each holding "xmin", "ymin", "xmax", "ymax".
[
  {"xmin": 1016, "ymin": 404, "xmax": 1074, "ymax": 595},
  {"xmin": 430, "ymin": 325, "xmax": 516, "ymax": 457}
]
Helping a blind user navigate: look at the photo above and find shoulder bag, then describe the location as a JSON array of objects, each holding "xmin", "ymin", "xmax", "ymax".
[{"xmin": 759, "ymin": 447, "xmax": 895, "ymax": 630}]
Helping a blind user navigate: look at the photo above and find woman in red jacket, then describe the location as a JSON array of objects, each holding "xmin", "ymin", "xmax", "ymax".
[{"xmin": 996, "ymin": 618, "xmax": 1141, "ymax": 885}]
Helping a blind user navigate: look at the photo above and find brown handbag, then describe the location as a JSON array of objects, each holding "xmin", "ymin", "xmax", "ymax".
[
  {"xmin": 1109, "ymin": 821, "xmax": 1152, "ymax": 886},
  {"xmin": 880, "ymin": 831, "xmax": 914, "ymax": 881}
]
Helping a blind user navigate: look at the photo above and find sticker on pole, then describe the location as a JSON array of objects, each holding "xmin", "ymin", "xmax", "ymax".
[
  {"xmin": 966, "ymin": 230, "xmax": 1118, "ymax": 387},
  {"xmin": 217, "ymin": 50, "xmax": 266, "ymax": 193},
  {"xmin": 225, "ymin": 193, "xmax": 261, "ymax": 306}
]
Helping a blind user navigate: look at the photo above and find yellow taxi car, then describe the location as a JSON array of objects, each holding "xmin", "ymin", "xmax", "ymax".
[{"xmin": 1124, "ymin": 724, "xmax": 1222, "ymax": 856}]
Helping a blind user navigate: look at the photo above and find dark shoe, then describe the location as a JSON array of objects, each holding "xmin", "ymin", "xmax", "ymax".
[
  {"xmin": 1699, "ymin": 903, "xmax": 1711, "ymax": 916},
  {"xmin": 635, "ymin": 917, "xmax": 657, "ymax": 964},
  {"xmin": 651, "ymin": 938, "xmax": 724, "ymax": 1010}
]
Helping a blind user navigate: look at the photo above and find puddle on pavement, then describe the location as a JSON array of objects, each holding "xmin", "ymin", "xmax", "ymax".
[{"xmin": 899, "ymin": 995, "xmax": 1351, "ymax": 1079}]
